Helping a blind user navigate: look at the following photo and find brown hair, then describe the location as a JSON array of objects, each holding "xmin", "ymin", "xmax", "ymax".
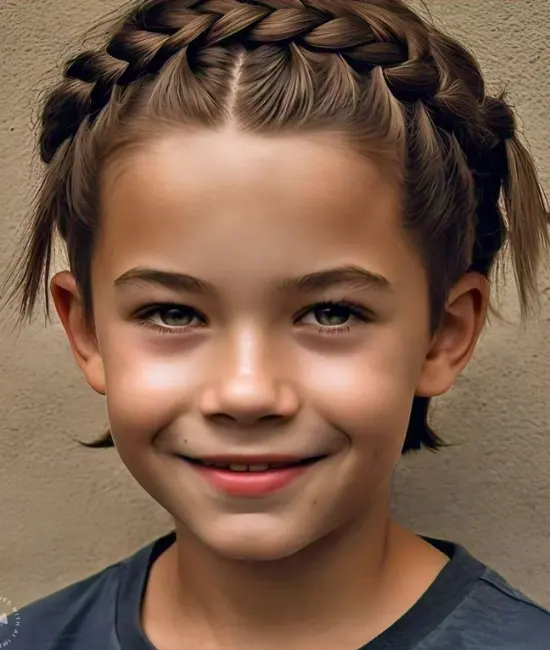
[{"xmin": 2, "ymin": 0, "xmax": 548, "ymax": 453}]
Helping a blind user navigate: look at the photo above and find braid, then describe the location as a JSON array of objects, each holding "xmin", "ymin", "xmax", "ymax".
[
  {"xmin": 42, "ymin": 1, "xmax": 514, "ymax": 177},
  {"xmin": 41, "ymin": 0, "xmax": 456, "ymax": 163},
  {"xmin": 4, "ymin": 0, "xmax": 548, "ymax": 454}
]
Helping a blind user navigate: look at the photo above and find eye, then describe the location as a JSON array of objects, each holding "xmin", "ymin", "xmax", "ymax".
[
  {"xmin": 135, "ymin": 304, "xmax": 206, "ymax": 334},
  {"xmin": 297, "ymin": 300, "xmax": 373, "ymax": 334}
]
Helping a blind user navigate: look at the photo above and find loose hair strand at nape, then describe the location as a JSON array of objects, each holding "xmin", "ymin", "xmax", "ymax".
[{"xmin": 501, "ymin": 135, "xmax": 550, "ymax": 318}]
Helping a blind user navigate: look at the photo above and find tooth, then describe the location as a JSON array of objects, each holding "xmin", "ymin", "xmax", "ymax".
[
  {"xmin": 229, "ymin": 464, "xmax": 249, "ymax": 471},
  {"xmin": 248, "ymin": 464, "xmax": 269, "ymax": 472}
]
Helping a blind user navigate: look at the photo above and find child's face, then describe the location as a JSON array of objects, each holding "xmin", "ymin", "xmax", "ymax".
[{"xmin": 53, "ymin": 129, "xmax": 487, "ymax": 560}]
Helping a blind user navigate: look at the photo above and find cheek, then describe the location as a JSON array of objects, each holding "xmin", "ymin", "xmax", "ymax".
[
  {"xmin": 302, "ymin": 328, "xmax": 423, "ymax": 445},
  {"xmin": 100, "ymin": 338, "xmax": 198, "ymax": 440}
]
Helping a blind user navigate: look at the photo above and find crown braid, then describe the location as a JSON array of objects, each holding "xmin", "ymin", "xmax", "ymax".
[{"xmin": 42, "ymin": 0, "xmax": 514, "ymax": 165}]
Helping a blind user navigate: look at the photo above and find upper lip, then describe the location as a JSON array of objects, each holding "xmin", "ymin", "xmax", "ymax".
[{"xmin": 180, "ymin": 454, "xmax": 324, "ymax": 464}]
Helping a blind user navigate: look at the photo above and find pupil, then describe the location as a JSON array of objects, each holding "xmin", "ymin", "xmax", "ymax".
[
  {"xmin": 162, "ymin": 308, "xmax": 191, "ymax": 326},
  {"xmin": 316, "ymin": 306, "xmax": 349, "ymax": 327}
]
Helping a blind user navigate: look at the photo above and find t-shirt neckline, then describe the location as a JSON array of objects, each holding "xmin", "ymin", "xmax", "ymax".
[{"xmin": 115, "ymin": 530, "xmax": 487, "ymax": 650}]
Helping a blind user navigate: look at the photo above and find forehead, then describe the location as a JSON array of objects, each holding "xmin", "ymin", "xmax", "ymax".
[{"xmin": 95, "ymin": 129, "xmax": 422, "ymax": 290}]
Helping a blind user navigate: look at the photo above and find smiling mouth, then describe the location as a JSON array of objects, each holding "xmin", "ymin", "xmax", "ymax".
[{"xmin": 178, "ymin": 454, "xmax": 327, "ymax": 496}]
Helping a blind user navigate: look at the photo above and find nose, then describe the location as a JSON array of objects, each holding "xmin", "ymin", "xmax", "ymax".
[{"xmin": 198, "ymin": 332, "xmax": 300, "ymax": 425}]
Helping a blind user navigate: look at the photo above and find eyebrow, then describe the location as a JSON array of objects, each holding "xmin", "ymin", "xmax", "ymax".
[{"xmin": 114, "ymin": 265, "xmax": 392, "ymax": 296}]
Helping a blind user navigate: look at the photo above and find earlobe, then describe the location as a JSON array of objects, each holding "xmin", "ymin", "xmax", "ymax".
[
  {"xmin": 50, "ymin": 271, "xmax": 106, "ymax": 396},
  {"xmin": 416, "ymin": 273, "xmax": 490, "ymax": 398}
]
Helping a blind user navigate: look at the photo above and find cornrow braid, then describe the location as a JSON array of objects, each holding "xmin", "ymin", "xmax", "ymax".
[{"xmin": 2, "ymin": 0, "xmax": 548, "ymax": 454}]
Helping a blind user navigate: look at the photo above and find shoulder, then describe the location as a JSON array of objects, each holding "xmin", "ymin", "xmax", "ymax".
[
  {"xmin": 4, "ymin": 531, "xmax": 173, "ymax": 650},
  {"xmin": 5, "ymin": 559, "xmax": 124, "ymax": 650},
  {"xmin": 432, "ymin": 566, "xmax": 550, "ymax": 649}
]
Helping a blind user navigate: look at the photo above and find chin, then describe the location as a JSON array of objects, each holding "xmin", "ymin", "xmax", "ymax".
[{"xmin": 196, "ymin": 518, "xmax": 317, "ymax": 562}]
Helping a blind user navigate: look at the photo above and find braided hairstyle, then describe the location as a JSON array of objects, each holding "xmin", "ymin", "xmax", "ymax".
[{"xmin": 2, "ymin": 0, "xmax": 549, "ymax": 452}]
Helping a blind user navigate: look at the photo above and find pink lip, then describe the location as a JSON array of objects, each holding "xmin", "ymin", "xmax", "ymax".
[{"xmin": 183, "ymin": 458, "xmax": 321, "ymax": 497}]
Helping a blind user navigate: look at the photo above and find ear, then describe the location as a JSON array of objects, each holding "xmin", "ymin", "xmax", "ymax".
[
  {"xmin": 50, "ymin": 271, "xmax": 106, "ymax": 395},
  {"xmin": 416, "ymin": 272, "xmax": 490, "ymax": 398}
]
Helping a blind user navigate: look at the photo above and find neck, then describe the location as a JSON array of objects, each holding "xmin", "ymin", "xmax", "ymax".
[
  {"xmin": 175, "ymin": 507, "xmax": 392, "ymax": 627},
  {"xmin": 143, "ymin": 500, "xmax": 447, "ymax": 648}
]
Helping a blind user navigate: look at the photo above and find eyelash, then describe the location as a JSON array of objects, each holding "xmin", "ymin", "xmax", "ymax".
[{"xmin": 134, "ymin": 300, "xmax": 373, "ymax": 337}]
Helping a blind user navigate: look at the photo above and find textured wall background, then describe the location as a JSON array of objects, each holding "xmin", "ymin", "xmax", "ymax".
[{"xmin": 0, "ymin": 0, "xmax": 549, "ymax": 613}]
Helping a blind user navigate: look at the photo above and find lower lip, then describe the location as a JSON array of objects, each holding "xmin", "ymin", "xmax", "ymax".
[{"xmin": 186, "ymin": 460, "xmax": 317, "ymax": 497}]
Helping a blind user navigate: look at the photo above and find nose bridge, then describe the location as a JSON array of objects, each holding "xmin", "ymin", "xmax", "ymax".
[
  {"xmin": 220, "ymin": 326, "xmax": 278, "ymax": 404},
  {"xmin": 200, "ymin": 325, "xmax": 297, "ymax": 422}
]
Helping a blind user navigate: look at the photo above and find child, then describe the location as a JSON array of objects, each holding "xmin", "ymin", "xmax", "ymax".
[{"xmin": 2, "ymin": 0, "xmax": 550, "ymax": 648}]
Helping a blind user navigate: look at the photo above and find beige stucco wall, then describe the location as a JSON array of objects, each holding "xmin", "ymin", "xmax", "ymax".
[{"xmin": 0, "ymin": 0, "xmax": 548, "ymax": 614}]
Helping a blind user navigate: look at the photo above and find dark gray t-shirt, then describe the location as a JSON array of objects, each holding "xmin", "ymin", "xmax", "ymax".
[{"xmin": 5, "ymin": 530, "xmax": 550, "ymax": 649}]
